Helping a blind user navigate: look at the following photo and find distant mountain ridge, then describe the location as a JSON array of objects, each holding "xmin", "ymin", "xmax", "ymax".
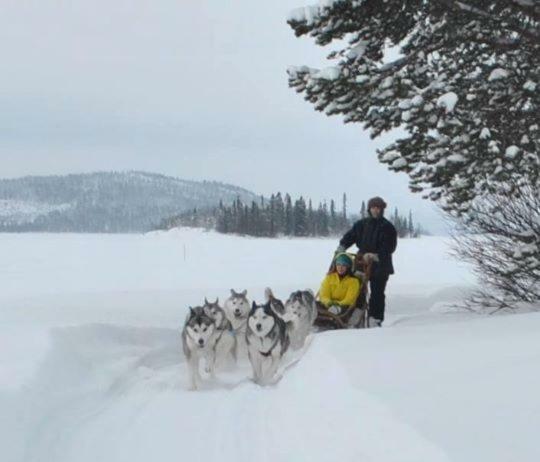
[{"xmin": 0, "ymin": 171, "xmax": 259, "ymax": 232}]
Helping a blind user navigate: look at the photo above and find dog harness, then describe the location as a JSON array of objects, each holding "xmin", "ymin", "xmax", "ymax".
[{"xmin": 259, "ymin": 326, "xmax": 280, "ymax": 358}]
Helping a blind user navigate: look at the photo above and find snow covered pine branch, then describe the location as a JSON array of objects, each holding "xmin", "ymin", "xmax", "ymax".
[{"xmin": 287, "ymin": 0, "xmax": 539, "ymax": 217}]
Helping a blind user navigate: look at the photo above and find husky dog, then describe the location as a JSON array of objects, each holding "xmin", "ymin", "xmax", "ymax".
[
  {"xmin": 283, "ymin": 290, "xmax": 317, "ymax": 350},
  {"xmin": 182, "ymin": 306, "xmax": 217, "ymax": 390},
  {"xmin": 246, "ymin": 301, "xmax": 290, "ymax": 385},
  {"xmin": 203, "ymin": 297, "xmax": 237, "ymax": 365},
  {"xmin": 223, "ymin": 289, "xmax": 251, "ymax": 357},
  {"xmin": 264, "ymin": 287, "xmax": 286, "ymax": 317},
  {"xmin": 223, "ymin": 289, "xmax": 251, "ymax": 334}
]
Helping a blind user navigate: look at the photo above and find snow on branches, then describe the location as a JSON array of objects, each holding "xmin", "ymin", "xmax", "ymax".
[{"xmin": 287, "ymin": 0, "xmax": 539, "ymax": 218}]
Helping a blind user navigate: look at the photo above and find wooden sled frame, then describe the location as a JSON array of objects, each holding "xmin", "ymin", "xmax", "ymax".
[{"xmin": 315, "ymin": 252, "xmax": 373, "ymax": 330}]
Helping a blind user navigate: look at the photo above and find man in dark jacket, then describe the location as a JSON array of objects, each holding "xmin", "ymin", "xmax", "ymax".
[{"xmin": 337, "ymin": 196, "xmax": 397, "ymax": 327}]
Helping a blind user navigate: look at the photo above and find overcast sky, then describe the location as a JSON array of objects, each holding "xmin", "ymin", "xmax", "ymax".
[{"xmin": 0, "ymin": 0, "xmax": 447, "ymax": 233}]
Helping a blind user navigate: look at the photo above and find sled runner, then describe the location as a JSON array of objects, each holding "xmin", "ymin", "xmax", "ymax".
[{"xmin": 314, "ymin": 252, "xmax": 373, "ymax": 330}]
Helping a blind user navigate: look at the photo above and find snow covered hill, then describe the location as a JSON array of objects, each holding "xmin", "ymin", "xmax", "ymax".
[
  {"xmin": 0, "ymin": 172, "xmax": 258, "ymax": 232},
  {"xmin": 1, "ymin": 230, "xmax": 538, "ymax": 462}
]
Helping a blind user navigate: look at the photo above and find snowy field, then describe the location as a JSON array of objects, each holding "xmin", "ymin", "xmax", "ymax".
[{"xmin": 1, "ymin": 229, "xmax": 539, "ymax": 462}]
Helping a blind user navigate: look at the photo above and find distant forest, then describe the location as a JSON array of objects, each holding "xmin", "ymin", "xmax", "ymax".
[{"xmin": 159, "ymin": 193, "xmax": 427, "ymax": 238}]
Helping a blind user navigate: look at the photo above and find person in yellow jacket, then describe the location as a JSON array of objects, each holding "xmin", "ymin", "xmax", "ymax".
[{"xmin": 319, "ymin": 253, "xmax": 361, "ymax": 315}]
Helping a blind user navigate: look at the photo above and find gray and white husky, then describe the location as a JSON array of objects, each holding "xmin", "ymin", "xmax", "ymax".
[
  {"xmin": 246, "ymin": 301, "xmax": 290, "ymax": 385},
  {"xmin": 223, "ymin": 288, "xmax": 250, "ymax": 334},
  {"xmin": 283, "ymin": 290, "xmax": 317, "ymax": 350},
  {"xmin": 181, "ymin": 306, "xmax": 217, "ymax": 390},
  {"xmin": 203, "ymin": 297, "xmax": 237, "ymax": 365}
]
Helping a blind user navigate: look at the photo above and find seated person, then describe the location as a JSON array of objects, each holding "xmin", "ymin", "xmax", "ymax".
[{"xmin": 319, "ymin": 253, "xmax": 361, "ymax": 315}]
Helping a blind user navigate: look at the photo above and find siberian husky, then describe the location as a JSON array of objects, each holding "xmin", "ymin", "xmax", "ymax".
[
  {"xmin": 181, "ymin": 306, "xmax": 217, "ymax": 390},
  {"xmin": 246, "ymin": 301, "xmax": 290, "ymax": 385},
  {"xmin": 223, "ymin": 289, "xmax": 251, "ymax": 356},
  {"xmin": 203, "ymin": 297, "xmax": 237, "ymax": 364},
  {"xmin": 283, "ymin": 289, "xmax": 317, "ymax": 350}
]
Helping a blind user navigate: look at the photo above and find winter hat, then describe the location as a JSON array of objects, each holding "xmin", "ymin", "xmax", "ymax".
[
  {"xmin": 335, "ymin": 253, "xmax": 353, "ymax": 267},
  {"xmin": 367, "ymin": 196, "xmax": 387, "ymax": 210}
]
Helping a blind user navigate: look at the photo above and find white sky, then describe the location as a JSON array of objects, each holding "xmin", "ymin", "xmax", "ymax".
[{"xmin": 0, "ymin": 0, "xmax": 447, "ymax": 232}]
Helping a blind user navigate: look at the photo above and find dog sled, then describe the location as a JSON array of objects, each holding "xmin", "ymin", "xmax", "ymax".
[{"xmin": 314, "ymin": 252, "xmax": 373, "ymax": 330}]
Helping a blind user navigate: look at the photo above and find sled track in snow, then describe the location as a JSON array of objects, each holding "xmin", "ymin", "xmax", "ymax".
[{"xmin": 3, "ymin": 323, "xmax": 317, "ymax": 462}]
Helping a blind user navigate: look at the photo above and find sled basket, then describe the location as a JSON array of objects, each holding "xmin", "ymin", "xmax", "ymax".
[{"xmin": 314, "ymin": 252, "xmax": 373, "ymax": 330}]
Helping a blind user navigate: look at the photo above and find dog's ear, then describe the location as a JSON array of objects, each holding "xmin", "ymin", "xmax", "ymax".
[
  {"xmin": 264, "ymin": 287, "xmax": 273, "ymax": 301},
  {"xmin": 188, "ymin": 306, "xmax": 195, "ymax": 316},
  {"xmin": 230, "ymin": 289, "xmax": 237, "ymax": 296},
  {"xmin": 250, "ymin": 301, "xmax": 258, "ymax": 312},
  {"xmin": 204, "ymin": 297, "xmax": 209, "ymax": 305},
  {"xmin": 214, "ymin": 297, "xmax": 219, "ymax": 305},
  {"xmin": 241, "ymin": 289, "xmax": 248, "ymax": 297}
]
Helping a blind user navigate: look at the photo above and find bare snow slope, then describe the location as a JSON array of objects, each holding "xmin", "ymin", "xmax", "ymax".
[{"xmin": 1, "ymin": 230, "xmax": 538, "ymax": 462}]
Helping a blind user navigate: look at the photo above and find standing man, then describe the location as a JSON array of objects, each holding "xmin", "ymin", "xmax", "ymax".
[{"xmin": 337, "ymin": 196, "xmax": 397, "ymax": 327}]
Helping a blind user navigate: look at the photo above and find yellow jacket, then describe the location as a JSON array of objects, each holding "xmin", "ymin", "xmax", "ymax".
[{"xmin": 319, "ymin": 272, "xmax": 361, "ymax": 308}]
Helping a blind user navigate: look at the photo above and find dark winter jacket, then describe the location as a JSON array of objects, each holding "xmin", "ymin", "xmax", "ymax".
[{"xmin": 339, "ymin": 216, "xmax": 397, "ymax": 275}]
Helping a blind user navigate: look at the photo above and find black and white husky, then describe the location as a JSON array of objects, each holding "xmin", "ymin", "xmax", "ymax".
[
  {"xmin": 246, "ymin": 301, "xmax": 290, "ymax": 385},
  {"xmin": 283, "ymin": 290, "xmax": 317, "ymax": 350},
  {"xmin": 202, "ymin": 297, "xmax": 237, "ymax": 365},
  {"xmin": 182, "ymin": 306, "xmax": 217, "ymax": 390}
]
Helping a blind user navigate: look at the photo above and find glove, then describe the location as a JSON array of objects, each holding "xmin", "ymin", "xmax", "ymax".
[
  {"xmin": 328, "ymin": 305, "xmax": 341, "ymax": 315},
  {"xmin": 353, "ymin": 270, "xmax": 366, "ymax": 280},
  {"xmin": 363, "ymin": 252, "xmax": 379, "ymax": 263}
]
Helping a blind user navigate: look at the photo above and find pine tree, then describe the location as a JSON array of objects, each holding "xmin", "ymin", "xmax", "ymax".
[
  {"xmin": 329, "ymin": 199, "xmax": 337, "ymax": 234},
  {"xmin": 241, "ymin": 204, "xmax": 249, "ymax": 235},
  {"xmin": 284, "ymin": 194, "xmax": 294, "ymax": 236},
  {"xmin": 288, "ymin": 1, "xmax": 539, "ymax": 218},
  {"xmin": 249, "ymin": 201, "xmax": 260, "ymax": 236},
  {"xmin": 274, "ymin": 192, "xmax": 285, "ymax": 235},
  {"xmin": 360, "ymin": 200, "xmax": 366, "ymax": 218},
  {"xmin": 408, "ymin": 211, "xmax": 415, "ymax": 238},
  {"xmin": 318, "ymin": 202, "xmax": 329, "ymax": 236},
  {"xmin": 233, "ymin": 197, "xmax": 242, "ymax": 234},
  {"xmin": 341, "ymin": 192, "xmax": 348, "ymax": 232},
  {"xmin": 269, "ymin": 194, "xmax": 276, "ymax": 237},
  {"xmin": 393, "ymin": 208, "xmax": 399, "ymax": 226},
  {"xmin": 294, "ymin": 196, "xmax": 308, "ymax": 236},
  {"xmin": 308, "ymin": 199, "xmax": 316, "ymax": 236}
]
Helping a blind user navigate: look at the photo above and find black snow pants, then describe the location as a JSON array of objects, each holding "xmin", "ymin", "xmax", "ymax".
[{"xmin": 368, "ymin": 272, "xmax": 390, "ymax": 322}]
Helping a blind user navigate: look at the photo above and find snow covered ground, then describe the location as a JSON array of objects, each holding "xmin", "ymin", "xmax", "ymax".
[{"xmin": 1, "ymin": 229, "xmax": 539, "ymax": 462}]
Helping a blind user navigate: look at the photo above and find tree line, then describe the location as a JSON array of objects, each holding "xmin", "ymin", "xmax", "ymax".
[{"xmin": 159, "ymin": 193, "xmax": 426, "ymax": 238}]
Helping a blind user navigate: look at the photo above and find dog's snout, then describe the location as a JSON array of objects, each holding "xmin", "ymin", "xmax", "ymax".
[
  {"xmin": 198, "ymin": 338, "xmax": 204, "ymax": 346},
  {"xmin": 256, "ymin": 323, "xmax": 262, "ymax": 330}
]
